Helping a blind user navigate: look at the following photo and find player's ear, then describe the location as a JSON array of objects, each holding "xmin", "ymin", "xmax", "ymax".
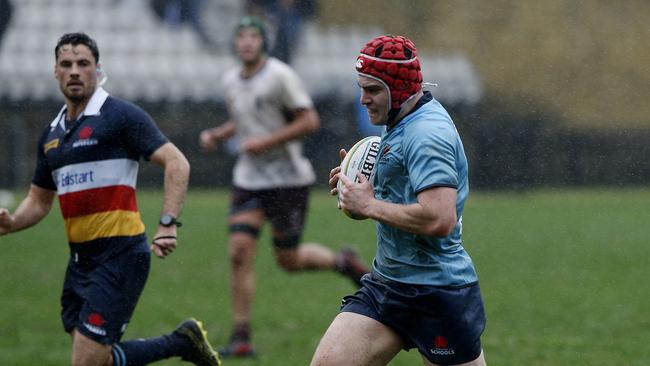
[
  {"xmin": 54, "ymin": 64, "xmax": 60, "ymax": 80},
  {"xmin": 96, "ymin": 64, "xmax": 107, "ymax": 86}
]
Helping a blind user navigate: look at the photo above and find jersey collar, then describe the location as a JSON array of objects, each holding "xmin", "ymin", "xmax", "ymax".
[{"xmin": 49, "ymin": 87, "xmax": 110, "ymax": 131}]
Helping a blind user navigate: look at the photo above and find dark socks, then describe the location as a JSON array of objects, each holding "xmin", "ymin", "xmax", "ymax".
[{"xmin": 112, "ymin": 333, "xmax": 191, "ymax": 366}]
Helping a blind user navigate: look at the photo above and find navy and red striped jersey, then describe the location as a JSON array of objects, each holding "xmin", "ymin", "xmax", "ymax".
[{"xmin": 32, "ymin": 87, "xmax": 168, "ymax": 246}]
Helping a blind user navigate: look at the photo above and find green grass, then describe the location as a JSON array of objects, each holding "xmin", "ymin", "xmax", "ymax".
[{"xmin": 1, "ymin": 188, "xmax": 649, "ymax": 365}]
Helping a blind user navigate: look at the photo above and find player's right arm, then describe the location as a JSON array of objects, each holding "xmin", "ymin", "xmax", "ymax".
[
  {"xmin": 198, "ymin": 121, "xmax": 236, "ymax": 152},
  {"xmin": 0, "ymin": 184, "xmax": 55, "ymax": 235}
]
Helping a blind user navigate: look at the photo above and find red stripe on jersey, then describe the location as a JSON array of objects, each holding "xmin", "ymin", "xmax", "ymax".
[{"xmin": 59, "ymin": 185, "xmax": 138, "ymax": 219}]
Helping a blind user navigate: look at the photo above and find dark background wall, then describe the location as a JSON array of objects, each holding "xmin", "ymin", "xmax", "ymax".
[
  {"xmin": 2, "ymin": 1, "xmax": 649, "ymax": 191},
  {"xmin": 3, "ymin": 94, "xmax": 649, "ymax": 190}
]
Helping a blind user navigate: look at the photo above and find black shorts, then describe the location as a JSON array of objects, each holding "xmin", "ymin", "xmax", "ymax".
[
  {"xmin": 230, "ymin": 185, "xmax": 310, "ymax": 248},
  {"xmin": 61, "ymin": 238, "xmax": 150, "ymax": 344},
  {"xmin": 341, "ymin": 272, "xmax": 486, "ymax": 365}
]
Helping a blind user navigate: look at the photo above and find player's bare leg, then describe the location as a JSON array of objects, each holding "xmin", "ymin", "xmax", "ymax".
[
  {"xmin": 229, "ymin": 233, "xmax": 258, "ymax": 327},
  {"xmin": 422, "ymin": 350, "xmax": 486, "ymax": 366},
  {"xmin": 71, "ymin": 330, "xmax": 113, "ymax": 366},
  {"xmin": 273, "ymin": 242, "xmax": 336, "ymax": 271},
  {"xmin": 311, "ymin": 312, "xmax": 403, "ymax": 366},
  {"xmin": 221, "ymin": 209, "xmax": 264, "ymax": 357},
  {"xmin": 272, "ymin": 225, "xmax": 369, "ymax": 286}
]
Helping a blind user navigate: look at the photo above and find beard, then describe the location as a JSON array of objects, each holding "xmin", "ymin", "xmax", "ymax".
[{"xmin": 61, "ymin": 84, "xmax": 93, "ymax": 103}]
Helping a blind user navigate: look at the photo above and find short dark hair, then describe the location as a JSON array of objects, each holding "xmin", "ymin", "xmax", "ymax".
[{"xmin": 55, "ymin": 32, "xmax": 100, "ymax": 63}]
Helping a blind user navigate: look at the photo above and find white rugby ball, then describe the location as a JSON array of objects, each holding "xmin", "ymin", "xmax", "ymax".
[{"xmin": 337, "ymin": 135, "xmax": 381, "ymax": 220}]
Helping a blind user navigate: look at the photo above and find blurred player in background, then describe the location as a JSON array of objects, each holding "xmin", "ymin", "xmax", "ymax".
[
  {"xmin": 0, "ymin": 32, "xmax": 220, "ymax": 366},
  {"xmin": 312, "ymin": 35, "xmax": 487, "ymax": 366},
  {"xmin": 198, "ymin": 16, "xmax": 369, "ymax": 358}
]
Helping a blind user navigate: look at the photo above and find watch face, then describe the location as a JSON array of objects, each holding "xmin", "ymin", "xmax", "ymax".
[{"xmin": 161, "ymin": 215, "xmax": 173, "ymax": 226}]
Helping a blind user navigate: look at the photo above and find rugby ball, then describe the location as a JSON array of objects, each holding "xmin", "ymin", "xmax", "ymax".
[{"xmin": 337, "ymin": 135, "xmax": 381, "ymax": 220}]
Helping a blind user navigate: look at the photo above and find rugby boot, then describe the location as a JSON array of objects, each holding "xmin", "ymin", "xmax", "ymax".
[
  {"xmin": 173, "ymin": 318, "xmax": 221, "ymax": 366},
  {"xmin": 218, "ymin": 339, "xmax": 256, "ymax": 358},
  {"xmin": 218, "ymin": 324, "xmax": 256, "ymax": 358}
]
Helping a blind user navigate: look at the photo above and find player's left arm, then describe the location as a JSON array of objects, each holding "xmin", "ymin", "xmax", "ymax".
[
  {"xmin": 338, "ymin": 174, "xmax": 457, "ymax": 236},
  {"xmin": 241, "ymin": 107, "xmax": 320, "ymax": 155},
  {"xmin": 148, "ymin": 142, "xmax": 190, "ymax": 258}
]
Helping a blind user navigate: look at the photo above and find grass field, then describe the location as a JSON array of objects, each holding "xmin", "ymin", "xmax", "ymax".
[{"xmin": 1, "ymin": 188, "xmax": 649, "ymax": 365}]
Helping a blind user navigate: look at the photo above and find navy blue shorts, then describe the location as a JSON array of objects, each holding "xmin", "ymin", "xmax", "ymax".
[
  {"xmin": 341, "ymin": 272, "xmax": 486, "ymax": 365},
  {"xmin": 230, "ymin": 185, "xmax": 310, "ymax": 248},
  {"xmin": 61, "ymin": 239, "xmax": 150, "ymax": 344}
]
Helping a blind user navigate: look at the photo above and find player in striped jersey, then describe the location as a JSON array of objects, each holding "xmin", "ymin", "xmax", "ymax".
[{"xmin": 0, "ymin": 33, "xmax": 220, "ymax": 366}]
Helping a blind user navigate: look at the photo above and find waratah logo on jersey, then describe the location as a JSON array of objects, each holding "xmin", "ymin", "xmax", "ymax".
[
  {"xmin": 430, "ymin": 335, "xmax": 455, "ymax": 356},
  {"xmin": 79, "ymin": 126, "xmax": 93, "ymax": 139},
  {"xmin": 73, "ymin": 126, "xmax": 98, "ymax": 148},
  {"xmin": 379, "ymin": 143, "xmax": 392, "ymax": 164}
]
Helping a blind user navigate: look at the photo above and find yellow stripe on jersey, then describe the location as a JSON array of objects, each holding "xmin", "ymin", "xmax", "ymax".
[
  {"xmin": 64, "ymin": 210, "xmax": 145, "ymax": 243},
  {"xmin": 44, "ymin": 138, "xmax": 60, "ymax": 154}
]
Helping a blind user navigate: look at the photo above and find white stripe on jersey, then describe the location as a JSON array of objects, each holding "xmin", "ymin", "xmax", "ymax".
[{"xmin": 52, "ymin": 159, "xmax": 139, "ymax": 195}]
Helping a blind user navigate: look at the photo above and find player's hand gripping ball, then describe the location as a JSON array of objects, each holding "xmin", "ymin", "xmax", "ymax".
[{"xmin": 337, "ymin": 136, "xmax": 381, "ymax": 220}]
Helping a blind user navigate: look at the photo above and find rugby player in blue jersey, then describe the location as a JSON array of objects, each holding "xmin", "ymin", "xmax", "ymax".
[
  {"xmin": 312, "ymin": 35, "xmax": 487, "ymax": 366},
  {"xmin": 0, "ymin": 33, "xmax": 220, "ymax": 366}
]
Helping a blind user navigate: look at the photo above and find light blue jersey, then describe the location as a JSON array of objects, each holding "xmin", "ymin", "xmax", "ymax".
[{"xmin": 372, "ymin": 92, "xmax": 477, "ymax": 286}]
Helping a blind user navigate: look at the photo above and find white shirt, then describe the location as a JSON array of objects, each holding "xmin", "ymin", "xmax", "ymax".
[{"xmin": 222, "ymin": 57, "xmax": 316, "ymax": 189}]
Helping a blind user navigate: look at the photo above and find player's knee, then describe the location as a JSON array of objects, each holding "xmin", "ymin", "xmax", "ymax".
[
  {"xmin": 228, "ymin": 224, "xmax": 259, "ymax": 267},
  {"xmin": 276, "ymin": 254, "xmax": 300, "ymax": 272},
  {"xmin": 310, "ymin": 347, "xmax": 346, "ymax": 366},
  {"xmin": 273, "ymin": 237, "xmax": 300, "ymax": 271},
  {"xmin": 71, "ymin": 347, "xmax": 112, "ymax": 366},
  {"xmin": 72, "ymin": 330, "xmax": 113, "ymax": 366},
  {"xmin": 229, "ymin": 244, "xmax": 253, "ymax": 268}
]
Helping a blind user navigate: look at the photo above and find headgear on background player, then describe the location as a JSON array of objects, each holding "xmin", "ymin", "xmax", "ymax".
[
  {"xmin": 355, "ymin": 35, "xmax": 423, "ymax": 123},
  {"xmin": 234, "ymin": 16, "xmax": 269, "ymax": 54}
]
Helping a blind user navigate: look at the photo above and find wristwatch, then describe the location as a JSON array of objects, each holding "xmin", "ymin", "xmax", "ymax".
[{"xmin": 159, "ymin": 214, "xmax": 182, "ymax": 228}]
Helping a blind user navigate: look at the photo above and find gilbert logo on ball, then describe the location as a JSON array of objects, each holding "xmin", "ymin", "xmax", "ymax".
[{"xmin": 337, "ymin": 136, "xmax": 381, "ymax": 220}]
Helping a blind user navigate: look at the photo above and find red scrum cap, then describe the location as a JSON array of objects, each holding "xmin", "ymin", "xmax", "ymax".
[{"xmin": 355, "ymin": 35, "xmax": 423, "ymax": 110}]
